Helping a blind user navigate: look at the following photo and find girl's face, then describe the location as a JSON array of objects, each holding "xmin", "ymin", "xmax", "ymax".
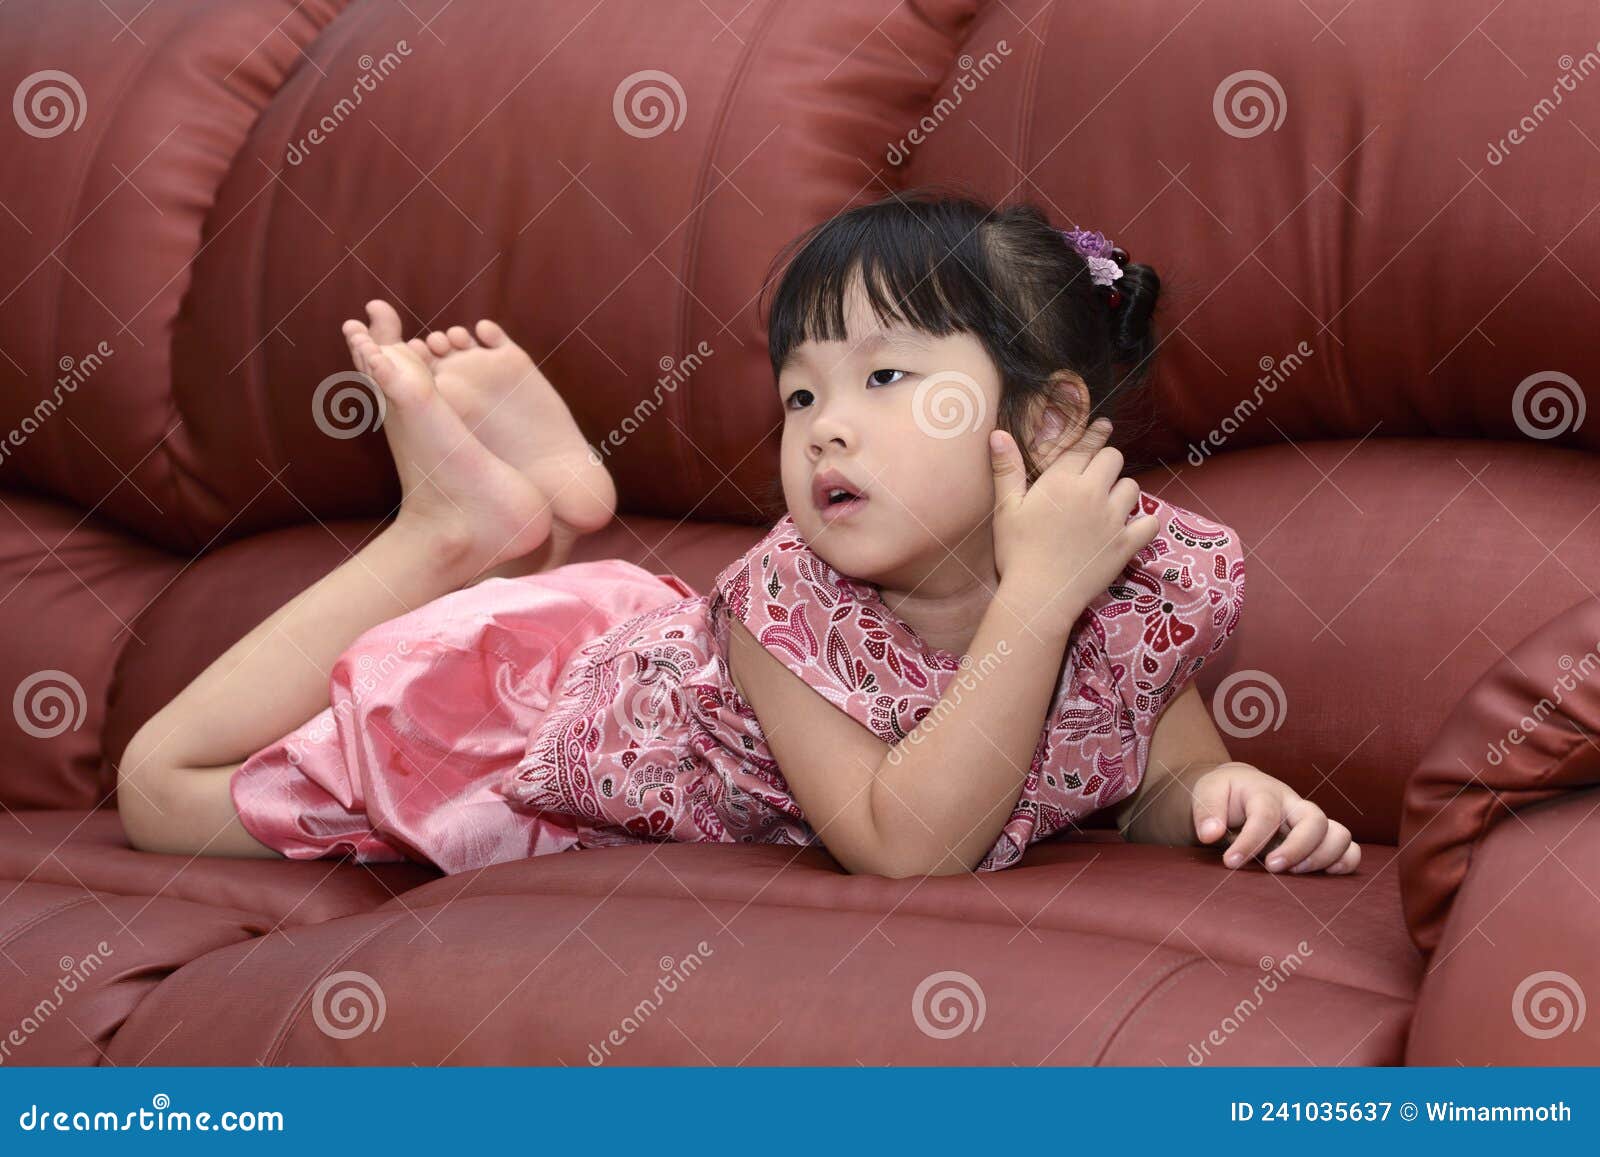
[{"xmin": 777, "ymin": 274, "xmax": 1005, "ymax": 595}]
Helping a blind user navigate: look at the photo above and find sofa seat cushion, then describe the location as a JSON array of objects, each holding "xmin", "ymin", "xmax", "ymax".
[
  {"xmin": 107, "ymin": 836, "xmax": 1421, "ymax": 1065},
  {"xmin": 0, "ymin": 880, "xmax": 267, "ymax": 1065},
  {"xmin": 0, "ymin": 810, "xmax": 438, "ymax": 927}
]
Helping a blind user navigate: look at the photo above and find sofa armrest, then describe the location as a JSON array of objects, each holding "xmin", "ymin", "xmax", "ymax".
[
  {"xmin": 1398, "ymin": 594, "xmax": 1600, "ymax": 957},
  {"xmin": 1403, "ymin": 786, "xmax": 1600, "ymax": 1064}
]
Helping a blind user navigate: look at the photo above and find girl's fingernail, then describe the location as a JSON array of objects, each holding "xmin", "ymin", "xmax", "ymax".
[
  {"xmin": 1225, "ymin": 852, "xmax": 1240, "ymax": 868},
  {"xmin": 1267, "ymin": 855, "xmax": 1285, "ymax": 871}
]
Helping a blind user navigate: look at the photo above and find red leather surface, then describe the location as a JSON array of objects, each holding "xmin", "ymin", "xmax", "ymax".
[
  {"xmin": 0, "ymin": 809, "xmax": 434, "ymax": 926},
  {"xmin": 107, "ymin": 839, "xmax": 1417, "ymax": 1066},
  {"xmin": 1400, "ymin": 594, "xmax": 1600, "ymax": 955},
  {"xmin": 0, "ymin": 879, "xmax": 266, "ymax": 1066},
  {"xmin": 901, "ymin": 0, "xmax": 1600, "ymax": 461},
  {"xmin": 0, "ymin": 0, "xmax": 350, "ymax": 549},
  {"xmin": 1404, "ymin": 789, "xmax": 1600, "ymax": 1064}
]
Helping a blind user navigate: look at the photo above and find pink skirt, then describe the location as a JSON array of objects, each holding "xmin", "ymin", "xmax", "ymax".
[{"xmin": 229, "ymin": 560, "xmax": 695, "ymax": 874}]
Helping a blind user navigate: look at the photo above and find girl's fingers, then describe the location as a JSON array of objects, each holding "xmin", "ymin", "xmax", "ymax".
[
  {"xmin": 1294, "ymin": 826, "xmax": 1359, "ymax": 874},
  {"xmin": 1191, "ymin": 774, "xmax": 1232, "ymax": 844},
  {"xmin": 1264, "ymin": 799, "xmax": 1328, "ymax": 872},
  {"xmin": 1048, "ymin": 417, "xmax": 1113, "ymax": 476},
  {"xmin": 1109, "ymin": 475, "xmax": 1142, "ymax": 518},
  {"xmin": 1221, "ymin": 793, "xmax": 1283, "ymax": 869},
  {"xmin": 1327, "ymin": 841, "xmax": 1361, "ymax": 875},
  {"xmin": 989, "ymin": 429, "xmax": 1028, "ymax": 511},
  {"xmin": 1124, "ymin": 512, "xmax": 1161, "ymax": 556},
  {"xmin": 1056, "ymin": 412, "xmax": 1107, "ymax": 464}
]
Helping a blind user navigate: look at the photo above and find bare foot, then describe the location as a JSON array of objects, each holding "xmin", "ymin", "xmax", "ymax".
[
  {"xmin": 340, "ymin": 321, "xmax": 554, "ymax": 575},
  {"xmin": 360, "ymin": 300, "xmax": 617, "ymax": 560}
]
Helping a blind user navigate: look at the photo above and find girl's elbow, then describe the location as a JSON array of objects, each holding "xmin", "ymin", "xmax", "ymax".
[
  {"xmin": 835, "ymin": 842, "xmax": 939, "ymax": 879},
  {"xmin": 862, "ymin": 847, "xmax": 978, "ymax": 879},
  {"xmin": 840, "ymin": 849, "xmax": 924, "ymax": 879}
]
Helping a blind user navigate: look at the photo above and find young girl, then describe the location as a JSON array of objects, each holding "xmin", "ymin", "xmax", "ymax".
[{"xmin": 118, "ymin": 189, "xmax": 1359, "ymax": 879}]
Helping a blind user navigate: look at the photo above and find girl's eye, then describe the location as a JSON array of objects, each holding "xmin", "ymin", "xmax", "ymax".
[{"xmin": 784, "ymin": 371, "xmax": 903, "ymax": 410}]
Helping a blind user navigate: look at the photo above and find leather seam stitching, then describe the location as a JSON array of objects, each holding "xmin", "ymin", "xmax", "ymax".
[
  {"xmin": 260, "ymin": 912, "xmax": 408, "ymax": 1064},
  {"xmin": 0, "ymin": 894, "xmax": 99, "ymax": 954}
]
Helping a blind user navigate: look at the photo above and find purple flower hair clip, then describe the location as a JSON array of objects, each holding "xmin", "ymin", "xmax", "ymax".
[{"xmin": 1059, "ymin": 227, "xmax": 1128, "ymax": 307}]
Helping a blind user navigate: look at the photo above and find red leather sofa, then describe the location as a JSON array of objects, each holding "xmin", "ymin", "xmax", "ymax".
[{"xmin": 2, "ymin": 0, "xmax": 1596, "ymax": 1065}]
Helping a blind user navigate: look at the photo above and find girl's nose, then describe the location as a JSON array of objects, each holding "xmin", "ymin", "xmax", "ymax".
[
  {"xmin": 808, "ymin": 431, "xmax": 848, "ymax": 457},
  {"xmin": 807, "ymin": 403, "xmax": 853, "ymax": 454}
]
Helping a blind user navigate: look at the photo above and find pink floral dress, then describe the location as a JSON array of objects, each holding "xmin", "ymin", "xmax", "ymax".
[{"xmin": 229, "ymin": 492, "xmax": 1246, "ymax": 874}]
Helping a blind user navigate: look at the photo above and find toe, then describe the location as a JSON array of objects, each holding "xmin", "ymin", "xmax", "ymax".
[
  {"xmin": 425, "ymin": 331, "xmax": 452, "ymax": 356},
  {"xmin": 406, "ymin": 338, "xmax": 435, "ymax": 364},
  {"xmin": 350, "ymin": 331, "xmax": 373, "ymax": 360},
  {"xmin": 475, "ymin": 318, "xmax": 509, "ymax": 348},
  {"xmin": 446, "ymin": 325, "xmax": 474, "ymax": 349},
  {"xmin": 365, "ymin": 299, "xmax": 404, "ymax": 344},
  {"xmin": 359, "ymin": 345, "xmax": 390, "ymax": 387}
]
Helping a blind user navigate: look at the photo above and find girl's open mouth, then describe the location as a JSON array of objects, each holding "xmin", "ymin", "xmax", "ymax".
[
  {"xmin": 812, "ymin": 471, "xmax": 869, "ymax": 522},
  {"xmin": 818, "ymin": 492, "xmax": 868, "ymax": 523}
]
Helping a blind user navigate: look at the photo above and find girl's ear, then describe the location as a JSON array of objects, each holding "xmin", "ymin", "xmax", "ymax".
[{"xmin": 1025, "ymin": 372, "xmax": 1091, "ymax": 468}]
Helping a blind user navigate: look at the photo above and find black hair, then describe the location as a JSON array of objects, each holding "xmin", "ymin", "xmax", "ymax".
[{"xmin": 752, "ymin": 183, "xmax": 1164, "ymax": 520}]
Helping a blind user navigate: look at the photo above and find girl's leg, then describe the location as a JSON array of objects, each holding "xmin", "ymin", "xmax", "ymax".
[
  {"xmin": 119, "ymin": 518, "xmax": 498, "ymax": 857},
  {"xmin": 119, "ymin": 325, "xmax": 560, "ymax": 857}
]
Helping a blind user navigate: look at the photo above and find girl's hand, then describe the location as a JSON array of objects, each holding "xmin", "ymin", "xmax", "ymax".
[
  {"xmin": 1192, "ymin": 761, "xmax": 1361, "ymax": 875},
  {"xmin": 989, "ymin": 418, "xmax": 1160, "ymax": 635}
]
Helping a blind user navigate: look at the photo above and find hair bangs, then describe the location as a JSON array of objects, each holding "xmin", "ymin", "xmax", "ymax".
[{"xmin": 765, "ymin": 202, "xmax": 994, "ymax": 380}]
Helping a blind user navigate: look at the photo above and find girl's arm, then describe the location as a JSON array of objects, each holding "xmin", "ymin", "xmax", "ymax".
[
  {"xmin": 726, "ymin": 576, "xmax": 1081, "ymax": 878},
  {"xmin": 1111, "ymin": 683, "xmax": 1362, "ymax": 874},
  {"xmin": 1111, "ymin": 682, "xmax": 1232, "ymax": 845}
]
